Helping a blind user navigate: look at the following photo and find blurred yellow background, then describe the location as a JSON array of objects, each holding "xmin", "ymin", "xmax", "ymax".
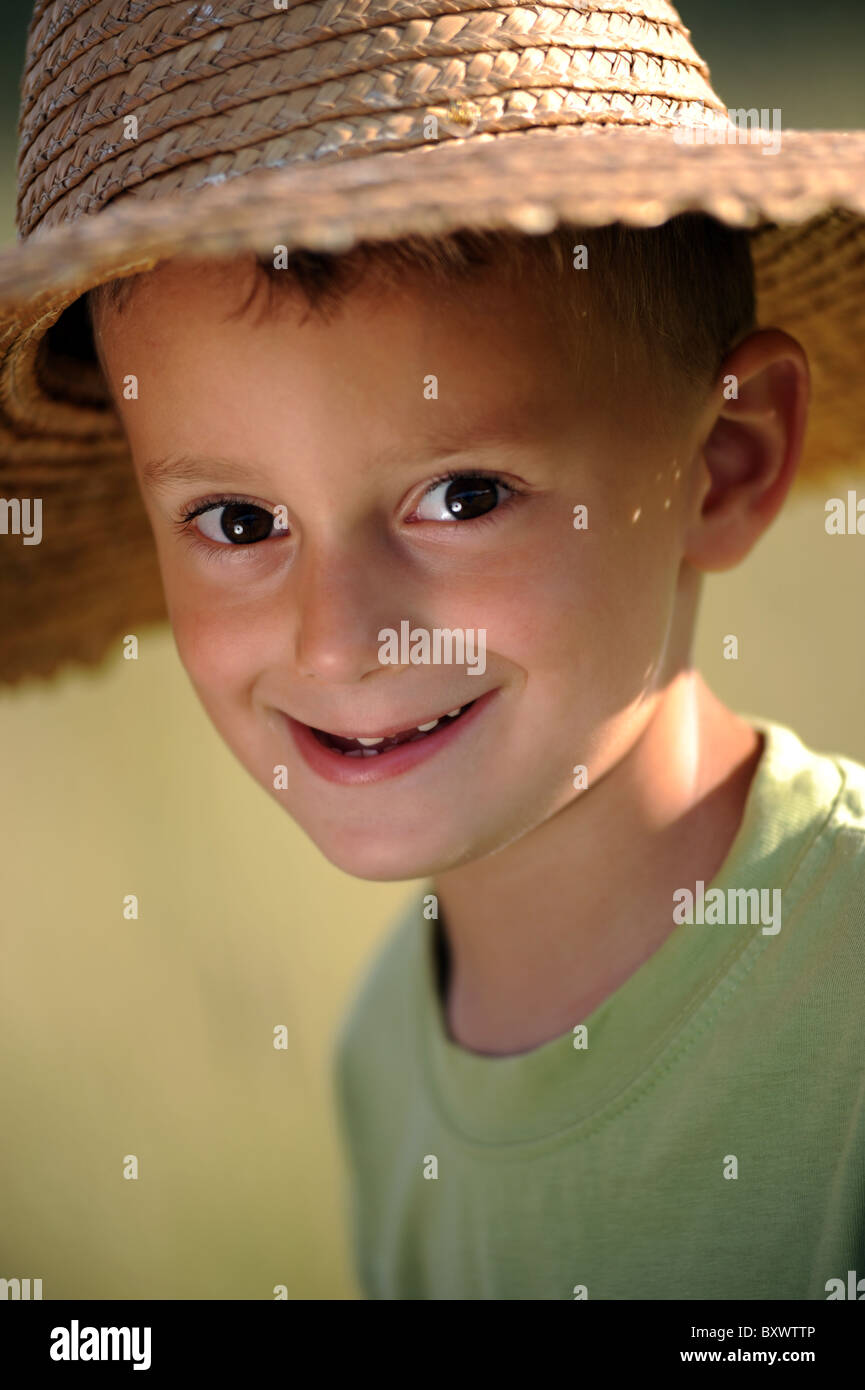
[{"xmin": 1, "ymin": 0, "xmax": 864, "ymax": 1300}]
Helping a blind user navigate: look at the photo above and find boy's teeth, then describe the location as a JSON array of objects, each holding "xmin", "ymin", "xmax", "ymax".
[
  {"xmin": 316, "ymin": 701, "xmax": 473, "ymax": 756},
  {"xmin": 353, "ymin": 711, "xmax": 460, "ymax": 742}
]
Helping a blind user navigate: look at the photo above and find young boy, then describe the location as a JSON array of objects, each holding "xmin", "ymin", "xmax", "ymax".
[
  {"xmin": 84, "ymin": 219, "xmax": 865, "ymax": 1301},
  {"xmin": 3, "ymin": 0, "xmax": 864, "ymax": 1303}
]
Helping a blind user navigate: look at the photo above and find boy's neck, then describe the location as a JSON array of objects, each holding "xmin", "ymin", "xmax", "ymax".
[{"xmin": 431, "ymin": 672, "xmax": 763, "ymax": 1057}]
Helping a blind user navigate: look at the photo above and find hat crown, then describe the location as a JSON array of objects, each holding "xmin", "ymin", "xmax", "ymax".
[{"xmin": 17, "ymin": 0, "xmax": 728, "ymax": 239}]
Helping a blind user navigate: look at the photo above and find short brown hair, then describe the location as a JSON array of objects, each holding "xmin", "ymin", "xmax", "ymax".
[{"xmin": 87, "ymin": 213, "xmax": 755, "ymax": 393}]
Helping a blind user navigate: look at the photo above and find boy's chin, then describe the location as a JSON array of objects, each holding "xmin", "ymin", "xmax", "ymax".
[{"xmin": 306, "ymin": 827, "xmax": 484, "ymax": 883}]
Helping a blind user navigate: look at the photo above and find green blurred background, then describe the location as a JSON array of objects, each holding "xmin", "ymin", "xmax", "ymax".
[{"xmin": 1, "ymin": 1, "xmax": 863, "ymax": 1300}]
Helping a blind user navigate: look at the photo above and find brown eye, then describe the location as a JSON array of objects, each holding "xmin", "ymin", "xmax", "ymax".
[
  {"xmin": 196, "ymin": 502, "xmax": 277, "ymax": 545},
  {"xmin": 416, "ymin": 474, "xmax": 511, "ymax": 522}
]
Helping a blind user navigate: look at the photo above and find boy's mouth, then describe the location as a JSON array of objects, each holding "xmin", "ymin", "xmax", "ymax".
[{"xmin": 309, "ymin": 701, "xmax": 476, "ymax": 757}]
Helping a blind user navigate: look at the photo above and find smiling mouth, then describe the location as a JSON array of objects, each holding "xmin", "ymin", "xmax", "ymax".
[{"xmin": 309, "ymin": 701, "xmax": 477, "ymax": 757}]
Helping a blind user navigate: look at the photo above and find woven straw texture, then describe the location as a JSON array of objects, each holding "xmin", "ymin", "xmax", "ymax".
[{"xmin": 1, "ymin": 0, "xmax": 864, "ymax": 683}]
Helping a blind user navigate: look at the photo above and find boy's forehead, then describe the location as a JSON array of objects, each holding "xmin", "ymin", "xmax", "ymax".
[{"xmin": 99, "ymin": 251, "xmax": 674, "ymax": 466}]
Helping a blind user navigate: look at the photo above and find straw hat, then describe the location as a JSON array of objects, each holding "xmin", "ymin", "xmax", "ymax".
[{"xmin": 1, "ymin": 0, "xmax": 864, "ymax": 683}]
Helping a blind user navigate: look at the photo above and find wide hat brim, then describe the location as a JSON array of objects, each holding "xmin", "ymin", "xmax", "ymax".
[{"xmin": 1, "ymin": 122, "xmax": 865, "ymax": 683}]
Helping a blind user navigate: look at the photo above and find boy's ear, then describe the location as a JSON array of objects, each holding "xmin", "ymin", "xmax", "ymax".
[{"xmin": 684, "ymin": 328, "xmax": 810, "ymax": 572}]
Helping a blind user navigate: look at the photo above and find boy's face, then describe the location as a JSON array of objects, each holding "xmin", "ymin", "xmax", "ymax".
[{"xmin": 98, "ymin": 253, "xmax": 709, "ymax": 881}]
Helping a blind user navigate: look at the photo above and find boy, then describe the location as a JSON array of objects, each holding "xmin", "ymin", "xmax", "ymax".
[
  {"xmin": 2, "ymin": 0, "xmax": 864, "ymax": 1301},
  {"xmin": 85, "ymin": 222, "xmax": 864, "ymax": 1300}
]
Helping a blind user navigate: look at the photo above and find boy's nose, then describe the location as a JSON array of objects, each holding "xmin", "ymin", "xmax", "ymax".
[{"xmin": 290, "ymin": 540, "xmax": 414, "ymax": 686}]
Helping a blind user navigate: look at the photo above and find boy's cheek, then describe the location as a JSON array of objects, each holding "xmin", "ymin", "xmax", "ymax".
[
  {"xmin": 529, "ymin": 533, "xmax": 676, "ymax": 657},
  {"xmin": 166, "ymin": 595, "xmax": 271, "ymax": 702},
  {"xmin": 150, "ymin": 541, "xmax": 286, "ymax": 686}
]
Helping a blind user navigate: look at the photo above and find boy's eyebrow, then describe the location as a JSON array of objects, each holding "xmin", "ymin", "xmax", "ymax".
[
  {"xmin": 141, "ymin": 453, "xmax": 264, "ymax": 492},
  {"xmin": 141, "ymin": 414, "xmax": 545, "ymax": 492}
]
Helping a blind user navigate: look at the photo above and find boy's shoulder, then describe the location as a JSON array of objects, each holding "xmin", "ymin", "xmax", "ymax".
[
  {"xmin": 822, "ymin": 741, "xmax": 865, "ymax": 832},
  {"xmin": 700, "ymin": 717, "xmax": 865, "ymax": 963},
  {"xmin": 748, "ymin": 716, "xmax": 865, "ymax": 868}
]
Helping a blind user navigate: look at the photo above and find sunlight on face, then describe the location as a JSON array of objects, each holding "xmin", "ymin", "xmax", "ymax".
[{"xmin": 97, "ymin": 253, "xmax": 704, "ymax": 880}]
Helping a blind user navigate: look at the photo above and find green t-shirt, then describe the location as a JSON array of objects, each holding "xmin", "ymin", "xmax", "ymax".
[{"xmin": 331, "ymin": 718, "xmax": 865, "ymax": 1300}]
